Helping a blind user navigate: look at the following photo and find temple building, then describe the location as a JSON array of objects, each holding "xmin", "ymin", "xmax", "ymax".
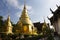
[
  {"xmin": 34, "ymin": 22, "xmax": 42, "ymax": 33},
  {"xmin": 34, "ymin": 21, "xmax": 49, "ymax": 34},
  {"xmin": 16, "ymin": 3, "xmax": 37, "ymax": 34},
  {"xmin": 49, "ymin": 5, "xmax": 60, "ymax": 34},
  {"xmin": 4, "ymin": 15, "xmax": 13, "ymax": 35}
]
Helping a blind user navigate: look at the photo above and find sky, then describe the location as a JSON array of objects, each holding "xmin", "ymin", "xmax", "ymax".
[{"xmin": 0, "ymin": 0, "xmax": 60, "ymax": 24}]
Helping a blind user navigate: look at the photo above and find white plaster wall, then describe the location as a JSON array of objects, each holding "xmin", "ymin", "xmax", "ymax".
[
  {"xmin": 53, "ymin": 21, "xmax": 58, "ymax": 32},
  {"xmin": 57, "ymin": 18, "xmax": 60, "ymax": 34},
  {"xmin": 53, "ymin": 18, "xmax": 60, "ymax": 34}
]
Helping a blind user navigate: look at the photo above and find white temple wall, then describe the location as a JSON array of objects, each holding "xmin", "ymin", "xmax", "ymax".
[
  {"xmin": 57, "ymin": 18, "xmax": 60, "ymax": 34},
  {"xmin": 53, "ymin": 20, "xmax": 58, "ymax": 33}
]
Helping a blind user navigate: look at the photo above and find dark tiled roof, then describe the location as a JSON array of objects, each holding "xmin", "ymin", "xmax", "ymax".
[
  {"xmin": 33, "ymin": 22, "xmax": 44, "ymax": 32},
  {"xmin": 49, "ymin": 6, "xmax": 60, "ymax": 25}
]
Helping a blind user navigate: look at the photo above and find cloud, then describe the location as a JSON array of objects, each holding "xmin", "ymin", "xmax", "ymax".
[
  {"xmin": 6, "ymin": 0, "xmax": 33, "ymax": 10},
  {"xmin": 15, "ymin": 5, "xmax": 33, "ymax": 18},
  {"xmin": 6, "ymin": 0, "xmax": 20, "ymax": 9},
  {"xmin": 15, "ymin": 11, "xmax": 21, "ymax": 17},
  {"xmin": 6, "ymin": 0, "xmax": 33, "ymax": 18},
  {"xmin": 3, "ymin": 14, "xmax": 8, "ymax": 20}
]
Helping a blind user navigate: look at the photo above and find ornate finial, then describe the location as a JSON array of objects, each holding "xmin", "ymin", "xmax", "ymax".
[
  {"xmin": 42, "ymin": 18, "xmax": 47, "ymax": 29},
  {"xmin": 56, "ymin": 4, "xmax": 59, "ymax": 8},
  {"xmin": 50, "ymin": 8, "xmax": 54, "ymax": 13},
  {"xmin": 24, "ymin": 0, "xmax": 26, "ymax": 9},
  {"xmin": 7, "ymin": 11, "xmax": 10, "ymax": 20},
  {"xmin": 47, "ymin": 16, "xmax": 50, "ymax": 20},
  {"xmin": 7, "ymin": 15, "xmax": 10, "ymax": 23}
]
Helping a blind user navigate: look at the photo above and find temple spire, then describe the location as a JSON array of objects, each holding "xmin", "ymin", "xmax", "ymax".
[
  {"xmin": 7, "ymin": 15, "xmax": 10, "ymax": 23},
  {"xmin": 24, "ymin": 0, "xmax": 26, "ymax": 10},
  {"xmin": 7, "ymin": 15, "xmax": 11, "ymax": 26},
  {"xmin": 20, "ymin": 0, "xmax": 29, "ymax": 18},
  {"xmin": 20, "ymin": 0, "xmax": 33, "ymax": 25},
  {"xmin": 43, "ymin": 18, "xmax": 46, "ymax": 24},
  {"xmin": 17, "ymin": 0, "xmax": 37, "ymax": 34},
  {"xmin": 5, "ymin": 12, "xmax": 13, "ymax": 35},
  {"xmin": 42, "ymin": 19, "xmax": 48, "ymax": 30}
]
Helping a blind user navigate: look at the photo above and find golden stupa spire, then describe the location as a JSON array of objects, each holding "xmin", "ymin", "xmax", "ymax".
[
  {"xmin": 20, "ymin": 0, "xmax": 34, "ymax": 25},
  {"xmin": 43, "ymin": 17, "xmax": 47, "ymax": 25},
  {"xmin": 5, "ymin": 11, "xmax": 13, "ymax": 35},
  {"xmin": 20, "ymin": 0, "xmax": 29, "ymax": 18},
  {"xmin": 43, "ymin": 18, "xmax": 46, "ymax": 25},
  {"xmin": 42, "ymin": 19, "xmax": 48, "ymax": 29},
  {"xmin": 7, "ymin": 15, "xmax": 12, "ymax": 26},
  {"xmin": 23, "ymin": 0, "xmax": 26, "ymax": 10},
  {"xmin": 17, "ymin": 0, "xmax": 37, "ymax": 34}
]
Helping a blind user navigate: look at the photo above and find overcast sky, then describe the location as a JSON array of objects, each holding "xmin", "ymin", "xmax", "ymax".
[{"xmin": 0, "ymin": 0, "xmax": 60, "ymax": 24}]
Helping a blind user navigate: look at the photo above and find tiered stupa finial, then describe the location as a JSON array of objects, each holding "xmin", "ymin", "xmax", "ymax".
[
  {"xmin": 42, "ymin": 19, "xmax": 48, "ymax": 29},
  {"xmin": 17, "ymin": 0, "xmax": 37, "ymax": 34},
  {"xmin": 5, "ymin": 14, "xmax": 13, "ymax": 35}
]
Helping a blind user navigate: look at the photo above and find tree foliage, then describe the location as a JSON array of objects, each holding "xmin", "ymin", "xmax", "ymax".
[
  {"xmin": 42, "ymin": 21, "xmax": 54, "ymax": 40},
  {"xmin": 0, "ymin": 16, "xmax": 4, "ymax": 27}
]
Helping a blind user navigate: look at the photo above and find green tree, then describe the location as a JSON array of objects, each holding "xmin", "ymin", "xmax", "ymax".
[
  {"xmin": 42, "ymin": 20, "xmax": 54, "ymax": 40},
  {"xmin": 0, "ymin": 16, "xmax": 3, "ymax": 26},
  {"xmin": 0, "ymin": 16, "xmax": 5, "ymax": 32}
]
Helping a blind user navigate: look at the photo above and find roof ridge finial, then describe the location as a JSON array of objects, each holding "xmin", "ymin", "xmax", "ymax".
[
  {"xmin": 50, "ymin": 8, "xmax": 54, "ymax": 13},
  {"xmin": 56, "ymin": 4, "xmax": 59, "ymax": 8}
]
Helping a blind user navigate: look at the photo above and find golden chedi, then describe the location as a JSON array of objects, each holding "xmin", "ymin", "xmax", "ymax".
[
  {"xmin": 17, "ymin": 4, "xmax": 37, "ymax": 35},
  {"xmin": 5, "ymin": 15, "xmax": 13, "ymax": 35}
]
